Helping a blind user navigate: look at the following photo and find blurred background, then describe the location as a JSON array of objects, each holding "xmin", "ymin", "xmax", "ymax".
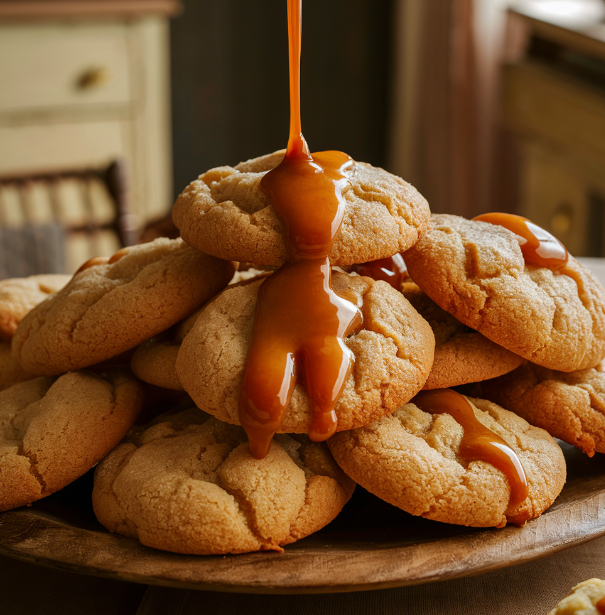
[{"xmin": 0, "ymin": 0, "xmax": 604, "ymax": 275}]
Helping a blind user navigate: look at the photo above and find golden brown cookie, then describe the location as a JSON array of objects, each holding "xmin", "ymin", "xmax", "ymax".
[
  {"xmin": 0, "ymin": 369, "xmax": 144, "ymax": 512},
  {"xmin": 130, "ymin": 269, "xmax": 271, "ymax": 391},
  {"xmin": 402, "ymin": 282, "xmax": 523, "ymax": 389},
  {"xmin": 176, "ymin": 271, "xmax": 435, "ymax": 434},
  {"xmin": 548, "ymin": 578, "xmax": 605, "ymax": 615},
  {"xmin": 476, "ymin": 361, "xmax": 605, "ymax": 457},
  {"xmin": 12, "ymin": 238, "xmax": 235, "ymax": 376},
  {"xmin": 173, "ymin": 150, "xmax": 430, "ymax": 266},
  {"xmin": 327, "ymin": 395, "xmax": 566, "ymax": 528},
  {"xmin": 92, "ymin": 407, "xmax": 355, "ymax": 555},
  {"xmin": 0, "ymin": 274, "xmax": 71, "ymax": 341},
  {"xmin": 0, "ymin": 341, "xmax": 33, "ymax": 391},
  {"xmin": 404, "ymin": 214, "xmax": 605, "ymax": 372},
  {"xmin": 130, "ymin": 307, "xmax": 204, "ymax": 391}
]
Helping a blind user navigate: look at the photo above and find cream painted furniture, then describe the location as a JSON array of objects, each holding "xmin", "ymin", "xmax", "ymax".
[
  {"xmin": 0, "ymin": 0, "xmax": 179, "ymax": 241},
  {"xmin": 503, "ymin": 9, "xmax": 605, "ymax": 256}
]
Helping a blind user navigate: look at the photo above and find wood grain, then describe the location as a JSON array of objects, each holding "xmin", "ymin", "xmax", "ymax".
[{"xmin": 0, "ymin": 442, "xmax": 604, "ymax": 594}]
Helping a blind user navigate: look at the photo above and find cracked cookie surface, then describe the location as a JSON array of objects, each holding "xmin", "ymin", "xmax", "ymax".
[
  {"xmin": 176, "ymin": 271, "xmax": 435, "ymax": 434},
  {"xmin": 0, "ymin": 274, "xmax": 71, "ymax": 341},
  {"xmin": 402, "ymin": 282, "xmax": 523, "ymax": 389},
  {"xmin": 404, "ymin": 214, "xmax": 605, "ymax": 372},
  {"xmin": 12, "ymin": 238, "xmax": 235, "ymax": 376},
  {"xmin": 0, "ymin": 369, "xmax": 144, "ymax": 512},
  {"xmin": 327, "ymin": 395, "xmax": 566, "ymax": 527},
  {"xmin": 173, "ymin": 150, "xmax": 430, "ymax": 266},
  {"xmin": 476, "ymin": 361, "xmax": 605, "ymax": 457},
  {"xmin": 92, "ymin": 407, "xmax": 355, "ymax": 554}
]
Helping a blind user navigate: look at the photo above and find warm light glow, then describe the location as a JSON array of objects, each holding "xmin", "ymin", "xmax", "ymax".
[{"xmin": 513, "ymin": 0, "xmax": 605, "ymax": 26}]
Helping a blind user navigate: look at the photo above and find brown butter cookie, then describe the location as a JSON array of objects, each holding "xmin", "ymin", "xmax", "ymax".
[
  {"xmin": 173, "ymin": 150, "xmax": 430, "ymax": 266},
  {"xmin": 327, "ymin": 395, "xmax": 566, "ymax": 528},
  {"xmin": 0, "ymin": 274, "xmax": 71, "ymax": 341},
  {"xmin": 402, "ymin": 282, "xmax": 523, "ymax": 389},
  {"xmin": 176, "ymin": 271, "xmax": 435, "ymax": 434},
  {"xmin": 0, "ymin": 369, "xmax": 144, "ymax": 512},
  {"xmin": 130, "ymin": 271, "xmax": 268, "ymax": 391},
  {"xmin": 404, "ymin": 214, "xmax": 605, "ymax": 372},
  {"xmin": 12, "ymin": 238, "xmax": 235, "ymax": 376},
  {"xmin": 92, "ymin": 407, "xmax": 355, "ymax": 554},
  {"xmin": 130, "ymin": 307, "xmax": 204, "ymax": 392},
  {"xmin": 475, "ymin": 361, "xmax": 605, "ymax": 457}
]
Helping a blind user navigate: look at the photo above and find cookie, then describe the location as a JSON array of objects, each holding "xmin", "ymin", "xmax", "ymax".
[
  {"xmin": 173, "ymin": 150, "xmax": 430, "ymax": 266},
  {"xmin": 402, "ymin": 282, "xmax": 523, "ymax": 389},
  {"xmin": 0, "ymin": 342, "xmax": 33, "ymax": 391},
  {"xmin": 327, "ymin": 394, "xmax": 566, "ymax": 528},
  {"xmin": 130, "ymin": 307, "xmax": 203, "ymax": 391},
  {"xmin": 0, "ymin": 274, "xmax": 71, "ymax": 341},
  {"xmin": 92, "ymin": 407, "xmax": 355, "ymax": 554},
  {"xmin": 548, "ymin": 578, "xmax": 605, "ymax": 615},
  {"xmin": 404, "ymin": 214, "xmax": 605, "ymax": 372},
  {"xmin": 176, "ymin": 271, "xmax": 435, "ymax": 434},
  {"xmin": 0, "ymin": 369, "xmax": 144, "ymax": 512},
  {"xmin": 475, "ymin": 361, "xmax": 605, "ymax": 457},
  {"xmin": 130, "ymin": 270, "xmax": 269, "ymax": 391},
  {"xmin": 12, "ymin": 238, "xmax": 235, "ymax": 376}
]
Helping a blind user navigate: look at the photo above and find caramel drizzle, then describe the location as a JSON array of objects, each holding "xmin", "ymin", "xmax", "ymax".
[
  {"xmin": 472, "ymin": 212, "xmax": 569, "ymax": 270},
  {"xmin": 350, "ymin": 254, "xmax": 408, "ymax": 289},
  {"xmin": 412, "ymin": 389, "xmax": 529, "ymax": 512},
  {"xmin": 238, "ymin": 0, "xmax": 361, "ymax": 459},
  {"xmin": 74, "ymin": 248, "xmax": 129, "ymax": 274},
  {"xmin": 596, "ymin": 596, "xmax": 605, "ymax": 615}
]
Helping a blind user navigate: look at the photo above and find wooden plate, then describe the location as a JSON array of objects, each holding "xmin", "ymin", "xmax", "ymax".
[{"xmin": 0, "ymin": 441, "xmax": 604, "ymax": 594}]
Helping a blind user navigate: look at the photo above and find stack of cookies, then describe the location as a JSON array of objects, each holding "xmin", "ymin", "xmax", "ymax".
[{"xmin": 1, "ymin": 150, "xmax": 605, "ymax": 556}]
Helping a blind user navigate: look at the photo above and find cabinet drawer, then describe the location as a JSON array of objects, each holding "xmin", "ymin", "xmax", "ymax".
[
  {"xmin": 503, "ymin": 62, "xmax": 605, "ymax": 162},
  {"xmin": 0, "ymin": 120, "xmax": 130, "ymax": 174},
  {"xmin": 0, "ymin": 22, "xmax": 131, "ymax": 112}
]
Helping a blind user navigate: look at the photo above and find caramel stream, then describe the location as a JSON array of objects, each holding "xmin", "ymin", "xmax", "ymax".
[
  {"xmin": 597, "ymin": 596, "xmax": 605, "ymax": 614},
  {"xmin": 412, "ymin": 389, "xmax": 529, "ymax": 513},
  {"xmin": 239, "ymin": 0, "xmax": 361, "ymax": 459},
  {"xmin": 350, "ymin": 254, "xmax": 407, "ymax": 289}
]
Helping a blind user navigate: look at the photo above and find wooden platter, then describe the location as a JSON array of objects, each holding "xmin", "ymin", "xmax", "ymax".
[{"xmin": 0, "ymin": 441, "xmax": 604, "ymax": 594}]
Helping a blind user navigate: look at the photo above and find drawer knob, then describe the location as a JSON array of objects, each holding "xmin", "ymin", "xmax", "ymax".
[{"xmin": 77, "ymin": 67, "xmax": 110, "ymax": 90}]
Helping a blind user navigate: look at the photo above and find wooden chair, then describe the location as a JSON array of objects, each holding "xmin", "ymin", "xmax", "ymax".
[{"xmin": 0, "ymin": 160, "xmax": 139, "ymax": 277}]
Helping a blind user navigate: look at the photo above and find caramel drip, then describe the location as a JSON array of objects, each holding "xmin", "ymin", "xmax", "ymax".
[
  {"xmin": 350, "ymin": 254, "xmax": 407, "ymax": 289},
  {"xmin": 74, "ymin": 248, "xmax": 129, "ymax": 275},
  {"xmin": 108, "ymin": 247, "xmax": 129, "ymax": 264},
  {"xmin": 472, "ymin": 212, "xmax": 569, "ymax": 270},
  {"xmin": 238, "ymin": 0, "xmax": 361, "ymax": 459},
  {"xmin": 74, "ymin": 256, "xmax": 110, "ymax": 274},
  {"xmin": 596, "ymin": 596, "xmax": 605, "ymax": 614},
  {"xmin": 412, "ymin": 389, "xmax": 529, "ymax": 512}
]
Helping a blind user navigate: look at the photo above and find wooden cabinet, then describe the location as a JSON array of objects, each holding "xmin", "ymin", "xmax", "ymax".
[
  {"xmin": 0, "ymin": 4, "xmax": 178, "ymax": 226},
  {"xmin": 502, "ymin": 10, "xmax": 605, "ymax": 256}
]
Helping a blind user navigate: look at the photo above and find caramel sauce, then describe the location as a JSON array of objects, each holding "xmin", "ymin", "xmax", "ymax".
[
  {"xmin": 412, "ymin": 389, "xmax": 529, "ymax": 513},
  {"xmin": 350, "ymin": 254, "xmax": 407, "ymax": 289},
  {"xmin": 74, "ymin": 256, "xmax": 110, "ymax": 274},
  {"xmin": 472, "ymin": 212, "xmax": 568, "ymax": 270},
  {"xmin": 75, "ymin": 248, "xmax": 129, "ymax": 275},
  {"xmin": 108, "ymin": 247, "xmax": 130, "ymax": 264},
  {"xmin": 238, "ymin": 0, "xmax": 362, "ymax": 459},
  {"xmin": 596, "ymin": 596, "xmax": 605, "ymax": 614}
]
